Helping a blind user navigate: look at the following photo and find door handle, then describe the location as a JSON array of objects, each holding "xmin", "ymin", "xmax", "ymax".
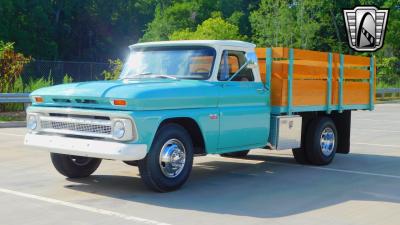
[{"xmin": 257, "ymin": 88, "xmax": 267, "ymax": 93}]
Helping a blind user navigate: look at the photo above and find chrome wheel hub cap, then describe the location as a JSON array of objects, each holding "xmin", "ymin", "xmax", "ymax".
[
  {"xmin": 159, "ymin": 139, "xmax": 186, "ymax": 178},
  {"xmin": 320, "ymin": 127, "xmax": 335, "ymax": 156}
]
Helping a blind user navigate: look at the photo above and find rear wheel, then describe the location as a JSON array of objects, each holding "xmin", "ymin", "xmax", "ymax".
[
  {"xmin": 50, "ymin": 153, "xmax": 101, "ymax": 178},
  {"xmin": 138, "ymin": 124, "xmax": 194, "ymax": 192},
  {"xmin": 305, "ymin": 117, "xmax": 337, "ymax": 165},
  {"xmin": 220, "ymin": 150, "xmax": 250, "ymax": 158},
  {"xmin": 292, "ymin": 148, "xmax": 309, "ymax": 164}
]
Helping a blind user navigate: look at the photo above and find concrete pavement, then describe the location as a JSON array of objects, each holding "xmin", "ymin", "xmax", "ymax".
[{"xmin": 0, "ymin": 104, "xmax": 399, "ymax": 225}]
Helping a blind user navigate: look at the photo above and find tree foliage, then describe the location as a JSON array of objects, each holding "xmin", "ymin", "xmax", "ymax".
[
  {"xmin": 102, "ymin": 59, "xmax": 123, "ymax": 80},
  {"xmin": 0, "ymin": 0, "xmax": 399, "ymax": 86},
  {"xmin": 0, "ymin": 0, "xmax": 157, "ymax": 61},
  {"xmin": 0, "ymin": 41, "xmax": 31, "ymax": 93},
  {"xmin": 170, "ymin": 17, "xmax": 245, "ymax": 40},
  {"xmin": 141, "ymin": 0, "xmax": 258, "ymax": 42}
]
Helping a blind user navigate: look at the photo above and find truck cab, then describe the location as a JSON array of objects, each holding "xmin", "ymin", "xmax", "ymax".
[{"xmin": 24, "ymin": 40, "xmax": 375, "ymax": 192}]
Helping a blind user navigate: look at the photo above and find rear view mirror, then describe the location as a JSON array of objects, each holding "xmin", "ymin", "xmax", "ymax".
[{"xmin": 245, "ymin": 52, "xmax": 258, "ymax": 69}]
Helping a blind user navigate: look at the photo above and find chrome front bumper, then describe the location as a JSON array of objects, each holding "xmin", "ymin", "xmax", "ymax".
[{"xmin": 24, "ymin": 133, "xmax": 147, "ymax": 161}]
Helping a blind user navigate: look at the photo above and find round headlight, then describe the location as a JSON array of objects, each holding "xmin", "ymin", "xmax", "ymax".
[
  {"xmin": 27, "ymin": 115, "xmax": 37, "ymax": 130},
  {"xmin": 113, "ymin": 121, "xmax": 125, "ymax": 139}
]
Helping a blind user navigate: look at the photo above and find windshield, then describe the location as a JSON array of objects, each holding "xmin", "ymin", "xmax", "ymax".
[{"xmin": 120, "ymin": 46, "xmax": 216, "ymax": 80}]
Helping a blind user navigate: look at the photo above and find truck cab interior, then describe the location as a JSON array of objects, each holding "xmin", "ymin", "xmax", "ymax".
[{"xmin": 218, "ymin": 50, "xmax": 255, "ymax": 82}]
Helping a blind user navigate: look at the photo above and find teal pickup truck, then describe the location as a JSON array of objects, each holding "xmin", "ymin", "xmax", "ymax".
[{"xmin": 25, "ymin": 40, "xmax": 376, "ymax": 192}]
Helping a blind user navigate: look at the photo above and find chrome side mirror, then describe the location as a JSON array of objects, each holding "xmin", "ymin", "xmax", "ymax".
[{"xmin": 245, "ymin": 52, "xmax": 258, "ymax": 69}]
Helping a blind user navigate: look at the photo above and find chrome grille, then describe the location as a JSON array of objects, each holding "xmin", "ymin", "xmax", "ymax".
[{"xmin": 39, "ymin": 116, "xmax": 112, "ymax": 138}]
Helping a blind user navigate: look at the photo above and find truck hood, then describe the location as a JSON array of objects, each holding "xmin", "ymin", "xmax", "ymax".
[{"xmin": 31, "ymin": 79, "xmax": 219, "ymax": 110}]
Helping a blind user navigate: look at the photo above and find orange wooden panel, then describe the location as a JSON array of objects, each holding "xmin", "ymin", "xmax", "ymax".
[
  {"xmin": 343, "ymin": 82, "xmax": 370, "ymax": 105},
  {"xmin": 271, "ymin": 76, "xmax": 284, "ymax": 106},
  {"xmin": 272, "ymin": 62, "xmax": 285, "ymax": 79},
  {"xmin": 344, "ymin": 55, "xmax": 370, "ymax": 67},
  {"xmin": 271, "ymin": 78, "xmax": 329, "ymax": 106},
  {"xmin": 255, "ymin": 47, "xmax": 373, "ymax": 109},
  {"xmin": 272, "ymin": 47, "xmax": 289, "ymax": 58},
  {"xmin": 258, "ymin": 60, "xmax": 266, "ymax": 83},
  {"xmin": 293, "ymin": 49, "xmax": 328, "ymax": 62},
  {"xmin": 332, "ymin": 53, "xmax": 341, "ymax": 79},
  {"xmin": 332, "ymin": 81, "xmax": 339, "ymax": 105},
  {"xmin": 272, "ymin": 61, "xmax": 328, "ymax": 79},
  {"xmin": 292, "ymin": 80, "xmax": 328, "ymax": 106},
  {"xmin": 255, "ymin": 48, "xmax": 266, "ymax": 59},
  {"xmin": 343, "ymin": 68, "xmax": 370, "ymax": 79}
]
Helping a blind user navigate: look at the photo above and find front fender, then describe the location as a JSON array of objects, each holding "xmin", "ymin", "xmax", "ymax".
[{"xmin": 132, "ymin": 108, "xmax": 219, "ymax": 153}]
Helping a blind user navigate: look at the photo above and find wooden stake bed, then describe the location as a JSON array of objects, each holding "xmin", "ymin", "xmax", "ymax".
[{"xmin": 256, "ymin": 47, "xmax": 376, "ymax": 115}]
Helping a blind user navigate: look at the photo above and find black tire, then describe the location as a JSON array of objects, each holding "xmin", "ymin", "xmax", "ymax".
[
  {"xmin": 138, "ymin": 124, "xmax": 194, "ymax": 192},
  {"xmin": 305, "ymin": 117, "xmax": 338, "ymax": 165},
  {"xmin": 220, "ymin": 150, "xmax": 250, "ymax": 158},
  {"xmin": 292, "ymin": 148, "xmax": 310, "ymax": 164},
  {"xmin": 50, "ymin": 153, "xmax": 102, "ymax": 178}
]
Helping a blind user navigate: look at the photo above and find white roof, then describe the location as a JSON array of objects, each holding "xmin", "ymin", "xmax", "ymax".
[{"xmin": 129, "ymin": 40, "xmax": 256, "ymax": 49}]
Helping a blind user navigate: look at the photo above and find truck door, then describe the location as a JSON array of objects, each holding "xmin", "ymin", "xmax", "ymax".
[{"xmin": 217, "ymin": 50, "xmax": 270, "ymax": 150}]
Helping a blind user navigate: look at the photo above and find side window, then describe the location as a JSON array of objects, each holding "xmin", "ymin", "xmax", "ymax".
[{"xmin": 218, "ymin": 50, "xmax": 255, "ymax": 82}]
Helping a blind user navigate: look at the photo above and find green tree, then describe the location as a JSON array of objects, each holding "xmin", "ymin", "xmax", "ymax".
[
  {"xmin": 102, "ymin": 59, "xmax": 123, "ymax": 80},
  {"xmin": 141, "ymin": 0, "xmax": 259, "ymax": 42},
  {"xmin": 169, "ymin": 17, "xmax": 245, "ymax": 40}
]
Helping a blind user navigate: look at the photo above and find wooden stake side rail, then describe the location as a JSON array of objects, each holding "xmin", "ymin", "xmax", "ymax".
[{"xmin": 256, "ymin": 47, "xmax": 376, "ymax": 115}]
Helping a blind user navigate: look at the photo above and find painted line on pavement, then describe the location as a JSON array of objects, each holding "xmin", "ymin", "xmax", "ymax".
[
  {"xmin": 353, "ymin": 142, "xmax": 400, "ymax": 148},
  {"xmin": 352, "ymin": 128, "xmax": 400, "ymax": 133},
  {"xmin": 0, "ymin": 188, "xmax": 171, "ymax": 225},
  {"xmin": 355, "ymin": 118, "xmax": 400, "ymax": 123},
  {"xmin": 206, "ymin": 155, "xmax": 400, "ymax": 179},
  {"xmin": 0, "ymin": 132, "xmax": 24, "ymax": 137},
  {"xmin": 267, "ymin": 161, "xmax": 400, "ymax": 180}
]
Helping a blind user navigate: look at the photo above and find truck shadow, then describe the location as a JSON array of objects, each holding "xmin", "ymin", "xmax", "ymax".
[{"xmin": 65, "ymin": 152, "xmax": 400, "ymax": 218}]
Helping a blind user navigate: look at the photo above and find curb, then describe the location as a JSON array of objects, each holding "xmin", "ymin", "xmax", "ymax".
[{"xmin": 0, "ymin": 121, "xmax": 26, "ymax": 128}]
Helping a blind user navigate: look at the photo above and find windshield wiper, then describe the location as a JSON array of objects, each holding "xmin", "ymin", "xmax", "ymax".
[
  {"xmin": 151, "ymin": 75, "xmax": 178, "ymax": 80},
  {"xmin": 124, "ymin": 72, "xmax": 153, "ymax": 78},
  {"xmin": 124, "ymin": 73, "xmax": 178, "ymax": 80}
]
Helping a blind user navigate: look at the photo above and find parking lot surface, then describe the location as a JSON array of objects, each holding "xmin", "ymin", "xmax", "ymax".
[{"xmin": 1, "ymin": 104, "xmax": 400, "ymax": 225}]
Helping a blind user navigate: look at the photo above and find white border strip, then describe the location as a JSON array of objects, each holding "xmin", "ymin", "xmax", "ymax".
[{"xmin": 0, "ymin": 188, "xmax": 171, "ymax": 225}]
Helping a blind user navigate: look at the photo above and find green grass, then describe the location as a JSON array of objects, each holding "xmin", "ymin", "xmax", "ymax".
[
  {"xmin": 0, "ymin": 115, "xmax": 24, "ymax": 121},
  {"xmin": 0, "ymin": 111, "xmax": 26, "ymax": 122}
]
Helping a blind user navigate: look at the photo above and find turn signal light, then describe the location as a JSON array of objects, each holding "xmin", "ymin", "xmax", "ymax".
[
  {"xmin": 113, "ymin": 99, "xmax": 127, "ymax": 106},
  {"xmin": 34, "ymin": 96, "xmax": 44, "ymax": 103}
]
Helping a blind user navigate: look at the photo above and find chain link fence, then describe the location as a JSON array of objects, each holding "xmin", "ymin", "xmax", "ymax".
[
  {"xmin": 377, "ymin": 76, "xmax": 400, "ymax": 88},
  {"xmin": 21, "ymin": 60, "xmax": 109, "ymax": 84},
  {"xmin": 17, "ymin": 59, "xmax": 400, "ymax": 87}
]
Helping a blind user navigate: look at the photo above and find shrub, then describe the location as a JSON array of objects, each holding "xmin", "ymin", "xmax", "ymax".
[
  {"xmin": 102, "ymin": 59, "xmax": 123, "ymax": 80},
  {"xmin": 377, "ymin": 57, "xmax": 400, "ymax": 88},
  {"xmin": 0, "ymin": 41, "xmax": 31, "ymax": 93},
  {"xmin": 62, "ymin": 74, "xmax": 73, "ymax": 83}
]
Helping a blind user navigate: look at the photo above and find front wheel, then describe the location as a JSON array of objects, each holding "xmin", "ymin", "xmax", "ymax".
[
  {"xmin": 138, "ymin": 124, "xmax": 194, "ymax": 192},
  {"xmin": 50, "ymin": 153, "xmax": 102, "ymax": 178}
]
